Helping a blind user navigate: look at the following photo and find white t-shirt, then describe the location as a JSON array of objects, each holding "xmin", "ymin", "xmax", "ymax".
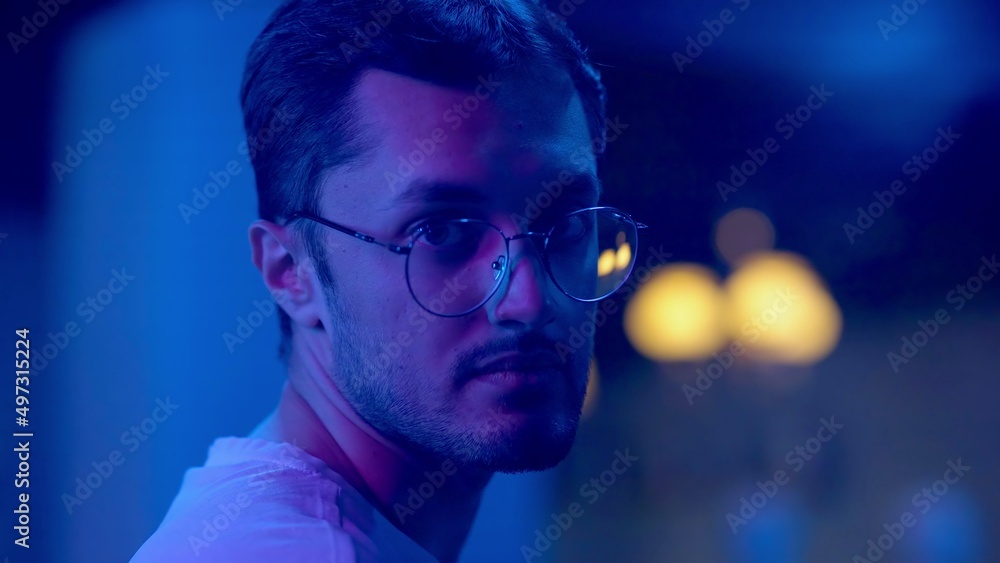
[{"xmin": 130, "ymin": 437, "xmax": 439, "ymax": 562}]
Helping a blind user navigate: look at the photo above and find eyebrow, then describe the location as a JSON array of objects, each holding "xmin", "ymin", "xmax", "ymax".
[
  {"xmin": 392, "ymin": 172, "xmax": 603, "ymax": 207},
  {"xmin": 392, "ymin": 179, "xmax": 490, "ymax": 206},
  {"xmin": 561, "ymin": 171, "xmax": 604, "ymax": 200}
]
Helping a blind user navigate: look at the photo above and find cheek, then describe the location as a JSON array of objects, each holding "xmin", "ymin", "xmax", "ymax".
[
  {"xmin": 560, "ymin": 301, "xmax": 596, "ymax": 328},
  {"xmin": 408, "ymin": 315, "xmax": 460, "ymax": 354},
  {"xmin": 385, "ymin": 299, "xmax": 443, "ymax": 360},
  {"xmin": 557, "ymin": 302, "xmax": 600, "ymax": 358},
  {"xmin": 343, "ymin": 254, "xmax": 408, "ymax": 314},
  {"xmin": 402, "ymin": 312, "xmax": 474, "ymax": 374}
]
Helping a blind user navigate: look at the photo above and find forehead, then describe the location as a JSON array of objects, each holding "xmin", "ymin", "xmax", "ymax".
[{"xmin": 320, "ymin": 67, "xmax": 598, "ymax": 217}]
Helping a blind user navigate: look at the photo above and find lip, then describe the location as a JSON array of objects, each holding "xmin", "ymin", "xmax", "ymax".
[
  {"xmin": 473, "ymin": 351, "xmax": 563, "ymax": 374},
  {"xmin": 474, "ymin": 367, "xmax": 564, "ymax": 387},
  {"xmin": 469, "ymin": 352, "xmax": 565, "ymax": 387}
]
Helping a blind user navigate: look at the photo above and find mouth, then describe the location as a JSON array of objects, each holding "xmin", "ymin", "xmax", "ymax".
[
  {"xmin": 474, "ymin": 367, "xmax": 565, "ymax": 387},
  {"xmin": 468, "ymin": 352, "xmax": 566, "ymax": 390}
]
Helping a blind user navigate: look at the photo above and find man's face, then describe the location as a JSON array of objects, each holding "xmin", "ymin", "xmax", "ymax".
[{"xmin": 313, "ymin": 66, "xmax": 599, "ymax": 473}]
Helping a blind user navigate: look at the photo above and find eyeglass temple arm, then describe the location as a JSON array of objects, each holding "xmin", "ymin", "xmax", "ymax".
[{"xmin": 284, "ymin": 212, "xmax": 411, "ymax": 255}]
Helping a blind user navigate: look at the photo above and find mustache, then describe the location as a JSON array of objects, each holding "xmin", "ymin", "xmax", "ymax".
[{"xmin": 452, "ymin": 332, "xmax": 576, "ymax": 385}]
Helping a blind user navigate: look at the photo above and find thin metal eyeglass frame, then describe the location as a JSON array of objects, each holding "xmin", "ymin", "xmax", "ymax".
[{"xmin": 283, "ymin": 206, "xmax": 649, "ymax": 317}]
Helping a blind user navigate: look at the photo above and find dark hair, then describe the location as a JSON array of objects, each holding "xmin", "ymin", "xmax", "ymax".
[{"xmin": 241, "ymin": 0, "xmax": 608, "ymax": 362}]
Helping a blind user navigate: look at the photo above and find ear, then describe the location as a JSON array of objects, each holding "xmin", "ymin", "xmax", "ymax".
[{"xmin": 249, "ymin": 220, "xmax": 324, "ymax": 331}]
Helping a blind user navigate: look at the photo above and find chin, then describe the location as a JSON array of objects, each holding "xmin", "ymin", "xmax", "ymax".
[
  {"xmin": 467, "ymin": 408, "xmax": 582, "ymax": 473},
  {"xmin": 494, "ymin": 443, "xmax": 575, "ymax": 473}
]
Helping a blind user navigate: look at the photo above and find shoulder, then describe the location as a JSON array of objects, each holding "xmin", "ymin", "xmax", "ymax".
[{"xmin": 131, "ymin": 438, "xmax": 357, "ymax": 562}]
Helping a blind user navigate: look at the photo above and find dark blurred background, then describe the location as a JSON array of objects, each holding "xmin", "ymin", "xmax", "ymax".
[{"xmin": 2, "ymin": 0, "xmax": 998, "ymax": 562}]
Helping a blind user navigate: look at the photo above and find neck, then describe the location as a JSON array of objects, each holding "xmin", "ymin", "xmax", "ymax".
[{"xmin": 250, "ymin": 355, "xmax": 490, "ymax": 563}]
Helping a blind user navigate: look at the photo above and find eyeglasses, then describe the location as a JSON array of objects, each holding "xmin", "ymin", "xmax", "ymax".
[{"xmin": 284, "ymin": 206, "xmax": 648, "ymax": 317}]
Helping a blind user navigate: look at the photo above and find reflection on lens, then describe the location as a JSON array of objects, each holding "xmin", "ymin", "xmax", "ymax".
[
  {"xmin": 548, "ymin": 208, "xmax": 638, "ymax": 301},
  {"xmin": 615, "ymin": 240, "xmax": 632, "ymax": 271},
  {"xmin": 597, "ymin": 249, "xmax": 616, "ymax": 277}
]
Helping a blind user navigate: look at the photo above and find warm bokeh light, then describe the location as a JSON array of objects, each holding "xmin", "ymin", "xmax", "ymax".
[
  {"xmin": 715, "ymin": 208, "xmax": 776, "ymax": 266},
  {"xmin": 624, "ymin": 263, "xmax": 728, "ymax": 361},
  {"xmin": 597, "ymin": 248, "xmax": 615, "ymax": 277},
  {"xmin": 724, "ymin": 251, "xmax": 842, "ymax": 365}
]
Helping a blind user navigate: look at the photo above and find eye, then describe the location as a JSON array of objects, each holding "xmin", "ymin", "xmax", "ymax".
[
  {"xmin": 417, "ymin": 220, "xmax": 475, "ymax": 248},
  {"xmin": 550, "ymin": 213, "xmax": 592, "ymax": 242}
]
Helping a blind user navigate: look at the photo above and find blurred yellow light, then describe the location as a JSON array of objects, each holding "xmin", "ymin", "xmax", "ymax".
[
  {"xmin": 597, "ymin": 248, "xmax": 615, "ymax": 277},
  {"xmin": 724, "ymin": 251, "xmax": 841, "ymax": 365},
  {"xmin": 615, "ymin": 243, "xmax": 632, "ymax": 271},
  {"xmin": 624, "ymin": 264, "xmax": 728, "ymax": 361}
]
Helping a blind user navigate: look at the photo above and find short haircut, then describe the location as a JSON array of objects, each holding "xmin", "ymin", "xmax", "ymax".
[{"xmin": 241, "ymin": 0, "xmax": 608, "ymax": 361}]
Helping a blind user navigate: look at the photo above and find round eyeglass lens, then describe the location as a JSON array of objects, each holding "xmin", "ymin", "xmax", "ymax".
[
  {"xmin": 406, "ymin": 220, "xmax": 508, "ymax": 316},
  {"xmin": 546, "ymin": 208, "xmax": 639, "ymax": 301}
]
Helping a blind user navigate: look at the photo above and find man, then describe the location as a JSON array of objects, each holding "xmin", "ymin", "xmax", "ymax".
[{"xmin": 132, "ymin": 0, "xmax": 645, "ymax": 561}]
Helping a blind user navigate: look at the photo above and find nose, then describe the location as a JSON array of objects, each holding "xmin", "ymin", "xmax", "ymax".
[{"xmin": 485, "ymin": 235, "xmax": 556, "ymax": 328}]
